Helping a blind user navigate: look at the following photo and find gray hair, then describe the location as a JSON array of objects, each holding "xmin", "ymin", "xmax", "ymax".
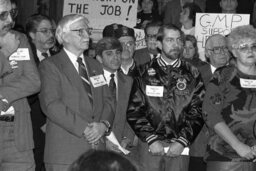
[
  {"xmin": 227, "ymin": 25, "xmax": 256, "ymax": 50},
  {"xmin": 55, "ymin": 14, "xmax": 89, "ymax": 44}
]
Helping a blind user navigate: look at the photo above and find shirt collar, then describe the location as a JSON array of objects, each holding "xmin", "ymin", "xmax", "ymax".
[
  {"xmin": 36, "ymin": 49, "xmax": 50, "ymax": 62},
  {"xmin": 158, "ymin": 56, "xmax": 181, "ymax": 68},
  {"xmin": 103, "ymin": 69, "xmax": 117, "ymax": 85}
]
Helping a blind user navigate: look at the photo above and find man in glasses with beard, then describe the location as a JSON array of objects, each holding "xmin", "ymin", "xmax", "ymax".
[
  {"xmin": 25, "ymin": 14, "xmax": 59, "ymax": 171},
  {"xmin": 127, "ymin": 24, "xmax": 205, "ymax": 171},
  {"xmin": 0, "ymin": 0, "xmax": 40, "ymax": 170}
]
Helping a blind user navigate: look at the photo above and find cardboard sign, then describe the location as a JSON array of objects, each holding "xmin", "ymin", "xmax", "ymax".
[
  {"xmin": 63, "ymin": 0, "xmax": 138, "ymax": 29},
  {"xmin": 134, "ymin": 28, "xmax": 146, "ymax": 50},
  {"xmin": 195, "ymin": 13, "xmax": 250, "ymax": 61}
]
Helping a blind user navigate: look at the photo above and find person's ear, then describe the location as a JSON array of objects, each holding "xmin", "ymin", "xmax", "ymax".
[
  {"xmin": 28, "ymin": 32, "xmax": 35, "ymax": 40},
  {"xmin": 205, "ymin": 48, "xmax": 211, "ymax": 58},
  {"xmin": 156, "ymin": 40, "xmax": 162, "ymax": 50},
  {"xmin": 96, "ymin": 55, "xmax": 103, "ymax": 63}
]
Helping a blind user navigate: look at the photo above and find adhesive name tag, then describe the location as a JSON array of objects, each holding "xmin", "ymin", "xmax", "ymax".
[
  {"xmin": 240, "ymin": 78, "xmax": 256, "ymax": 88},
  {"xmin": 146, "ymin": 85, "xmax": 164, "ymax": 97},
  {"xmin": 9, "ymin": 48, "xmax": 30, "ymax": 61},
  {"xmin": 90, "ymin": 74, "xmax": 107, "ymax": 87}
]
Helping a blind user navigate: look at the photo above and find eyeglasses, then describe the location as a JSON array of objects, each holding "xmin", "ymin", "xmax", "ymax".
[
  {"xmin": 70, "ymin": 28, "xmax": 91, "ymax": 37},
  {"xmin": 36, "ymin": 28, "xmax": 55, "ymax": 35},
  {"xmin": 0, "ymin": 8, "xmax": 18, "ymax": 21},
  {"xmin": 207, "ymin": 46, "xmax": 229, "ymax": 54},
  {"xmin": 146, "ymin": 34, "xmax": 157, "ymax": 40},
  {"xmin": 120, "ymin": 41, "xmax": 135, "ymax": 47},
  {"xmin": 234, "ymin": 43, "xmax": 256, "ymax": 53}
]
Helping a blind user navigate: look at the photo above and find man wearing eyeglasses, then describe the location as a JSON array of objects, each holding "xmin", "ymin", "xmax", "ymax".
[
  {"xmin": 25, "ymin": 14, "xmax": 59, "ymax": 171},
  {"xmin": 199, "ymin": 34, "xmax": 230, "ymax": 85},
  {"xmin": 0, "ymin": 0, "xmax": 40, "ymax": 170},
  {"xmin": 39, "ymin": 14, "xmax": 115, "ymax": 171},
  {"xmin": 188, "ymin": 34, "xmax": 230, "ymax": 171},
  {"xmin": 134, "ymin": 22, "xmax": 162, "ymax": 66}
]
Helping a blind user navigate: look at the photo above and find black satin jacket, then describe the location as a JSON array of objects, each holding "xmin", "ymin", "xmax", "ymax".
[{"xmin": 127, "ymin": 57, "xmax": 205, "ymax": 146}]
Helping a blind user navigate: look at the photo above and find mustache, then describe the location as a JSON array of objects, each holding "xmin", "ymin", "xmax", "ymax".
[
  {"xmin": 4, "ymin": 22, "xmax": 14, "ymax": 30},
  {"xmin": 46, "ymin": 37, "xmax": 55, "ymax": 42}
]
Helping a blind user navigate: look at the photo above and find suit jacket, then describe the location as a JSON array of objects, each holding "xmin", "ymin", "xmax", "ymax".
[
  {"xmin": 39, "ymin": 50, "xmax": 115, "ymax": 164},
  {"xmin": 111, "ymin": 71, "xmax": 135, "ymax": 143},
  {"xmin": 0, "ymin": 31, "xmax": 40, "ymax": 151},
  {"xmin": 134, "ymin": 48, "xmax": 152, "ymax": 66}
]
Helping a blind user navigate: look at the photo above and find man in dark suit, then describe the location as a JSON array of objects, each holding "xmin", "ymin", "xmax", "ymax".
[
  {"xmin": 189, "ymin": 34, "xmax": 230, "ymax": 171},
  {"xmin": 95, "ymin": 37, "xmax": 138, "ymax": 168},
  {"xmin": 0, "ymin": 0, "xmax": 41, "ymax": 170},
  {"xmin": 39, "ymin": 14, "xmax": 115, "ymax": 171},
  {"xmin": 25, "ymin": 14, "xmax": 59, "ymax": 171},
  {"xmin": 134, "ymin": 22, "xmax": 161, "ymax": 66}
]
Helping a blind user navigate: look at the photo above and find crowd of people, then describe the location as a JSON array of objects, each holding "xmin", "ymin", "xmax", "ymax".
[{"xmin": 1, "ymin": 0, "xmax": 256, "ymax": 171}]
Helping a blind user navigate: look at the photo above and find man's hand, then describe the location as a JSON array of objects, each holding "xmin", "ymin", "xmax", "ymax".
[
  {"xmin": 106, "ymin": 139, "xmax": 121, "ymax": 153},
  {"xmin": 166, "ymin": 141, "xmax": 184, "ymax": 157},
  {"xmin": 234, "ymin": 142, "xmax": 256, "ymax": 160},
  {"xmin": 0, "ymin": 31, "xmax": 20, "ymax": 58},
  {"xmin": 83, "ymin": 122, "xmax": 107, "ymax": 144},
  {"xmin": 120, "ymin": 138, "xmax": 131, "ymax": 149},
  {"xmin": 148, "ymin": 141, "xmax": 165, "ymax": 156}
]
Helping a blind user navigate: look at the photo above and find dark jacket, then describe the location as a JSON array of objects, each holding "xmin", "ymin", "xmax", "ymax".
[{"xmin": 127, "ymin": 57, "xmax": 205, "ymax": 146}]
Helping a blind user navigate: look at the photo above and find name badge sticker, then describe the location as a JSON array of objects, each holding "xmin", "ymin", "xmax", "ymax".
[
  {"xmin": 240, "ymin": 78, "xmax": 256, "ymax": 88},
  {"xmin": 146, "ymin": 85, "xmax": 164, "ymax": 97},
  {"xmin": 90, "ymin": 74, "xmax": 107, "ymax": 88},
  {"xmin": 9, "ymin": 48, "xmax": 30, "ymax": 61}
]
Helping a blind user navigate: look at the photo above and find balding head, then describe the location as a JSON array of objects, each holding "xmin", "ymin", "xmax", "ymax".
[{"xmin": 205, "ymin": 34, "xmax": 230, "ymax": 68}]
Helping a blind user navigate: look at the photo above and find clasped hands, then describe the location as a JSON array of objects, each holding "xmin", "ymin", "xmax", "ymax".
[
  {"xmin": 83, "ymin": 122, "xmax": 107, "ymax": 145},
  {"xmin": 148, "ymin": 140, "xmax": 184, "ymax": 157}
]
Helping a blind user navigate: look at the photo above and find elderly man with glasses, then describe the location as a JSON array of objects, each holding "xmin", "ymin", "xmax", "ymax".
[
  {"xmin": 38, "ymin": 14, "xmax": 115, "ymax": 171},
  {"xmin": 199, "ymin": 34, "xmax": 231, "ymax": 85},
  {"xmin": 0, "ymin": 0, "xmax": 41, "ymax": 170},
  {"xmin": 188, "ymin": 34, "xmax": 231, "ymax": 171}
]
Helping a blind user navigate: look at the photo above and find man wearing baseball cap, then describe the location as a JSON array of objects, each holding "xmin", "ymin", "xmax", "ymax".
[{"xmin": 103, "ymin": 23, "xmax": 136, "ymax": 75}]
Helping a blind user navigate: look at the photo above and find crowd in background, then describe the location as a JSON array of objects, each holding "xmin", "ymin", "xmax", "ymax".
[{"xmin": 1, "ymin": 0, "xmax": 256, "ymax": 171}]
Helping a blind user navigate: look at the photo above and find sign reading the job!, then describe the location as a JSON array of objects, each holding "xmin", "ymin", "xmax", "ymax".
[
  {"xmin": 63, "ymin": 0, "xmax": 138, "ymax": 29},
  {"xmin": 195, "ymin": 13, "xmax": 250, "ymax": 61}
]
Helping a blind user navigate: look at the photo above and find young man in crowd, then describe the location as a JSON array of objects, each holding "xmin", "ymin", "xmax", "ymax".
[
  {"xmin": 95, "ymin": 37, "xmax": 138, "ymax": 168},
  {"xmin": 103, "ymin": 24, "xmax": 137, "ymax": 75}
]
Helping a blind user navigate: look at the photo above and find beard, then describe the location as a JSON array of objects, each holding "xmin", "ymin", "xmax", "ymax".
[{"xmin": 162, "ymin": 48, "xmax": 182, "ymax": 61}]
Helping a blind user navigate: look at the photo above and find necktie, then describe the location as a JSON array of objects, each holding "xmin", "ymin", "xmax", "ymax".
[
  {"xmin": 41, "ymin": 52, "xmax": 49, "ymax": 58},
  {"xmin": 77, "ymin": 57, "xmax": 93, "ymax": 104},
  {"xmin": 109, "ymin": 73, "xmax": 116, "ymax": 100}
]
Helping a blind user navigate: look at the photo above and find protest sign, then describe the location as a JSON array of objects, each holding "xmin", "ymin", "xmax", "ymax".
[
  {"xmin": 63, "ymin": 0, "xmax": 138, "ymax": 29},
  {"xmin": 195, "ymin": 13, "xmax": 250, "ymax": 61},
  {"xmin": 134, "ymin": 28, "xmax": 146, "ymax": 50}
]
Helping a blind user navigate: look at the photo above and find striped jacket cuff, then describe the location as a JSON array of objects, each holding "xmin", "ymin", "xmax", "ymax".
[
  {"xmin": 175, "ymin": 137, "xmax": 189, "ymax": 147},
  {"xmin": 146, "ymin": 134, "xmax": 159, "ymax": 145}
]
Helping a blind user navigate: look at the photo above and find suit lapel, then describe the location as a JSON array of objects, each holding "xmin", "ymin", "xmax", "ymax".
[{"xmin": 56, "ymin": 50, "xmax": 93, "ymax": 112}]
